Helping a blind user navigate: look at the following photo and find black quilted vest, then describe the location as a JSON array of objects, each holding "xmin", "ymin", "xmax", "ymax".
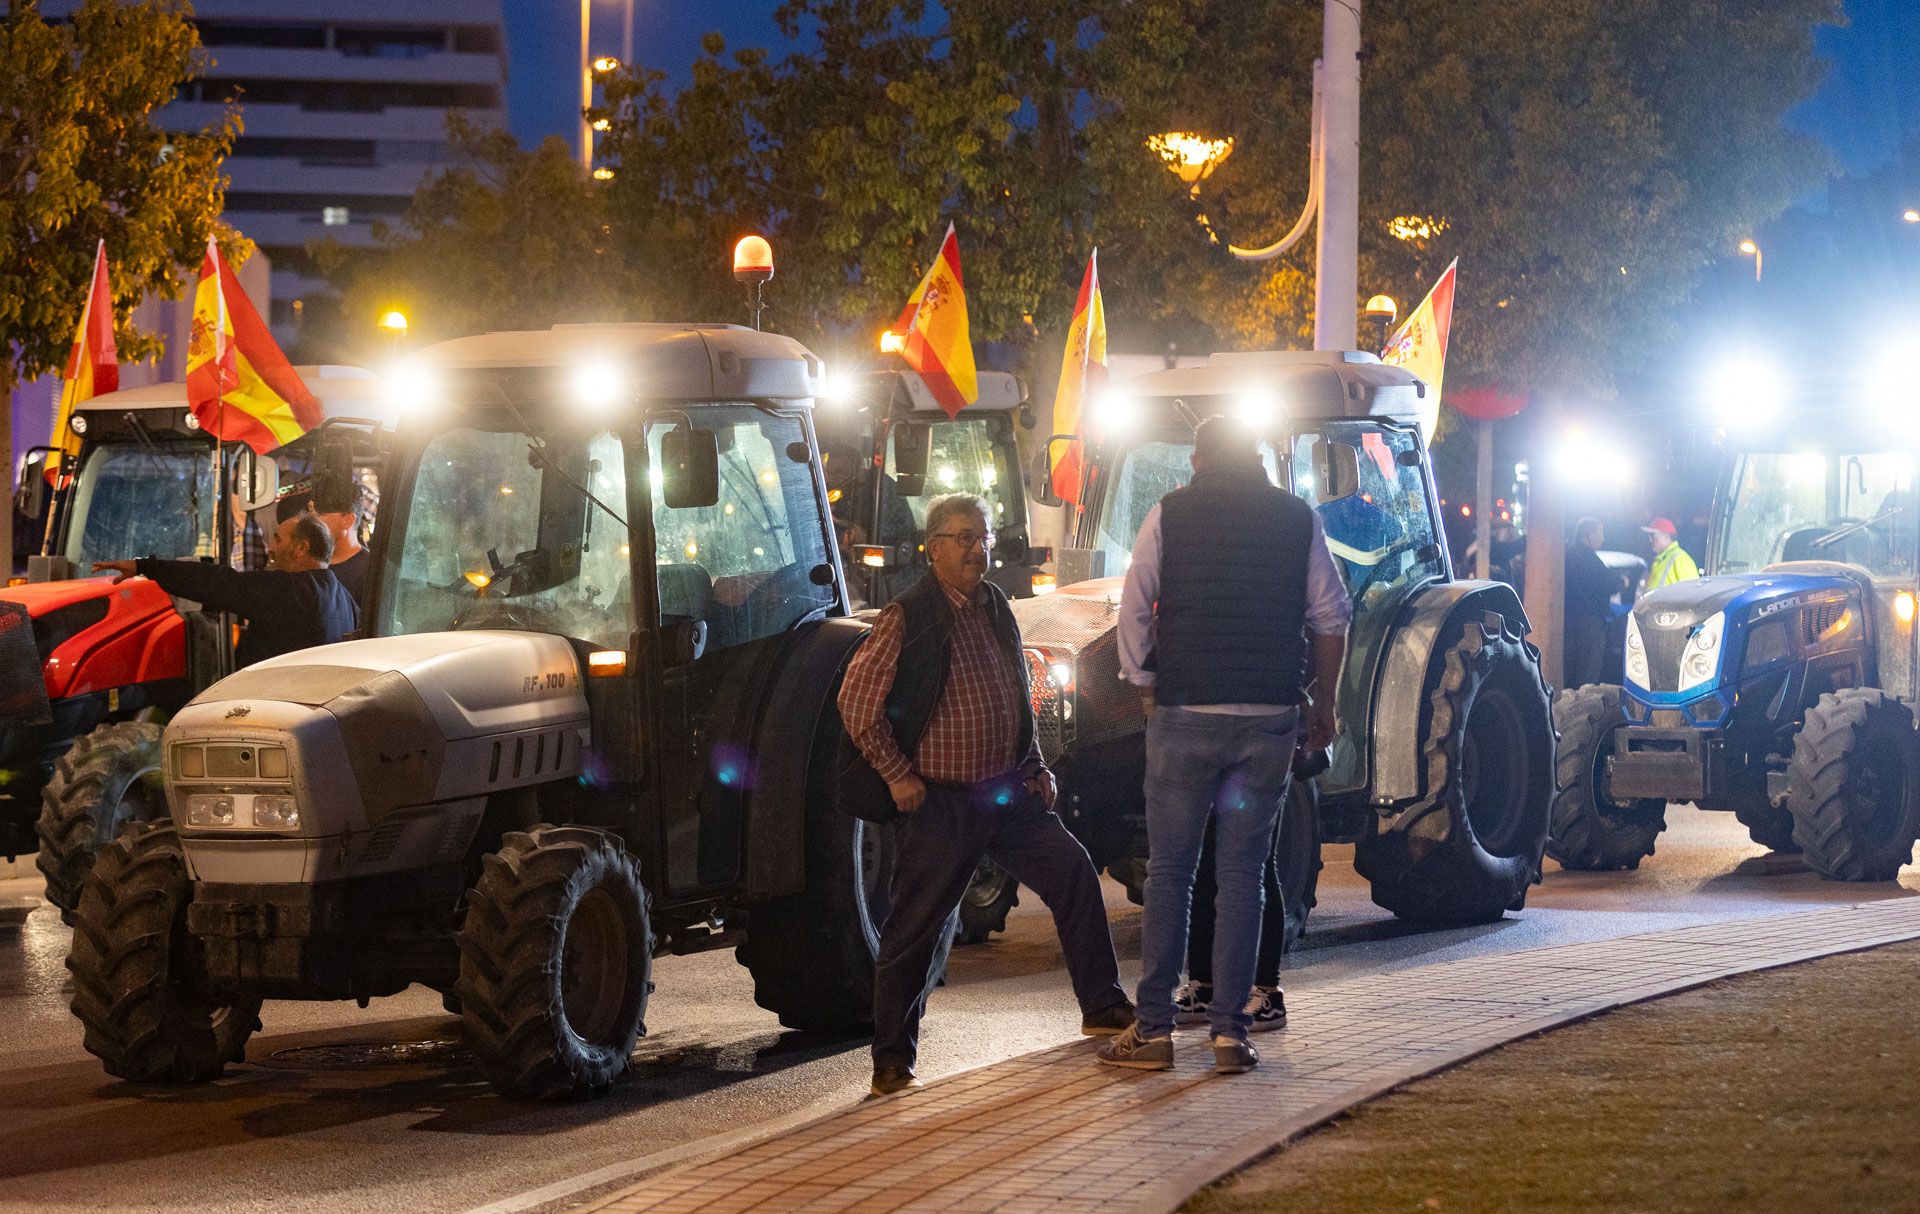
[
  {"xmin": 837, "ymin": 573, "xmax": 1033, "ymax": 819},
  {"xmin": 1154, "ymin": 464, "xmax": 1313, "ymax": 707}
]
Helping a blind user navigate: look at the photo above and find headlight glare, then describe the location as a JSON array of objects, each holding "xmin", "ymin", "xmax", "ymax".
[
  {"xmin": 1624, "ymin": 614, "xmax": 1650, "ymax": 688},
  {"xmin": 186, "ymin": 794, "xmax": 234, "ymax": 826},
  {"xmin": 252, "ymin": 795, "xmax": 300, "ymax": 829},
  {"xmin": 1677, "ymin": 611, "xmax": 1726, "ymax": 693}
]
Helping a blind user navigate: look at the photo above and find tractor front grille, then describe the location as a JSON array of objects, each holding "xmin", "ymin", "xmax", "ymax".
[{"xmin": 1026, "ymin": 651, "xmax": 1067, "ymax": 764}]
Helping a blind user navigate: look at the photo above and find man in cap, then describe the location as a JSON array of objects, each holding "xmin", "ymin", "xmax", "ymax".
[{"xmin": 1642, "ymin": 517, "xmax": 1700, "ymax": 594}]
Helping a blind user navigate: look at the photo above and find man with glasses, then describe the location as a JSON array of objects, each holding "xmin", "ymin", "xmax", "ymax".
[{"xmin": 839, "ymin": 493, "xmax": 1132, "ymax": 1097}]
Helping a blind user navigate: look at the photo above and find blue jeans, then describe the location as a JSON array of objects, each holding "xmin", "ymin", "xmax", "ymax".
[{"xmin": 1137, "ymin": 706, "xmax": 1297, "ymax": 1040}]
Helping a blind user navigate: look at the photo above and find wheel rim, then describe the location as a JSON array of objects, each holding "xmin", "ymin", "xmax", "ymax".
[
  {"xmin": 560, "ymin": 887, "xmax": 629, "ymax": 1045},
  {"xmin": 1461, "ymin": 682, "xmax": 1531, "ymax": 856},
  {"xmin": 1849, "ymin": 734, "xmax": 1910, "ymax": 850},
  {"xmin": 856, "ymin": 819, "xmax": 895, "ymax": 942},
  {"xmin": 102, "ymin": 763, "xmax": 165, "ymax": 839},
  {"xmin": 963, "ymin": 859, "xmax": 1013, "ymax": 911}
]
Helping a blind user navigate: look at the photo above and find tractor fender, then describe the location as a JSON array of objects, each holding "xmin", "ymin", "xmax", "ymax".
[
  {"xmin": 44, "ymin": 581, "xmax": 181, "ymax": 700},
  {"xmin": 1369, "ymin": 579, "xmax": 1534, "ymax": 805},
  {"xmin": 742, "ymin": 615, "xmax": 870, "ymax": 901}
]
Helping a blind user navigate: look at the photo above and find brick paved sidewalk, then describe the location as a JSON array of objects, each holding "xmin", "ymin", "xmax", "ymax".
[{"xmin": 580, "ymin": 898, "xmax": 1920, "ymax": 1214}]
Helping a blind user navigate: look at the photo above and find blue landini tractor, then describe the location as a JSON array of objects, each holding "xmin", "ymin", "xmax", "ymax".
[{"xmin": 1551, "ymin": 420, "xmax": 1920, "ymax": 880}]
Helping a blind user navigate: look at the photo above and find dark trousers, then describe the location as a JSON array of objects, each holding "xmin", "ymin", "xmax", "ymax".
[
  {"xmin": 1187, "ymin": 814, "xmax": 1287, "ymax": 989},
  {"xmin": 871, "ymin": 776, "xmax": 1127, "ymax": 1070},
  {"xmin": 1564, "ymin": 613, "xmax": 1607, "ymax": 688}
]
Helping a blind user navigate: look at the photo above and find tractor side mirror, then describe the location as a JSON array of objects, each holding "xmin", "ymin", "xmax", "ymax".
[
  {"xmin": 1312, "ymin": 441, "xmax": 1362, "ymax": 504},
  {"xmin": 891, "ymin": 421, "xmax": 931, "ymax": 484},
  {"xmin": 234, "ymin": 448, "xmax": 279, "ymax": 513},
  {"xmin": 1029, "ymin": 434, "xmax": 1079, "ymax": 510},
  {"xmin": 661, "ymin": 425, "xmax": 720, "ymax": 509},
  {"xmin": 13, "ymin": 448, "xmax": 52, "ymax": 521}
]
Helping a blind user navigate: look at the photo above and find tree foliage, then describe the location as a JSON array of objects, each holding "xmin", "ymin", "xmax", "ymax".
[
  {"xmin": 326, "ymin": 0, "xmax": 1839, "ymax": 398},
  {"xmin": 0, "ymin": 0, "xmax": 238, "ymax": 393}
]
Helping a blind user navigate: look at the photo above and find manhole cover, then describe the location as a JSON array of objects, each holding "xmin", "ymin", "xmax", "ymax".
[{"xmin": 266, "ymin": 1038, "xmax": 473, "ymax": 1070}]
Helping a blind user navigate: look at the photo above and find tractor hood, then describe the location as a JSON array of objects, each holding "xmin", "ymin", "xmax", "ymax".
[{"xmin": 1632, "ymin": 570, "xmax": 1855, "ymax": 634}]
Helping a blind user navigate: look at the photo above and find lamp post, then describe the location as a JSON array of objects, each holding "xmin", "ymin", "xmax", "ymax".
[
  {"xmin": 1739, "ymin": 239, "xmax": 1762, "ymax": 283},
  {"xmin": 1149, "ymin": 0, "xmax": 1362, "ymax": 351},
  {"xmin": 579, "ymin": 0, "xmax": 621, "ymax": 173}
]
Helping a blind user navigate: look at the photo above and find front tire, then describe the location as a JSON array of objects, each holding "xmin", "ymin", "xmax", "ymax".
[
  {"xmin": 457, "ymin": 826, "xmax": 652, "ymax": 1100},
  {"xmin": 1357, "ymin": 614, "xmax": 1553, "ymax": 923},
  {"xmin": 1784, "ymin": 690, "xmax": 1920, "ymax": 881},
  {"xmin": 66, "ymin": 820, "xmax": 261, "ymax": 1083},
  {"xmin": 1546, "ymin": 685, "xmax": 1666, "ymax": 871},
  {"xmin": 953, "ymin": 858, "xmax": 1019, "ymax": 945},
  {"xmin": 37, "ymin": 721, "xmax": 166, "ymax": 922}
]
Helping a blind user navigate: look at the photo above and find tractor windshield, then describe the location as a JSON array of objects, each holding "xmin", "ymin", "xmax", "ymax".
[
  {"xmin": 61, "ymin": 438, "xmax": 216, "ymax": 568},
  {"xmin": 1092, "ymin": 440, "xmax": 1285, "ymax": 572},
  {"xmin": 379, "ymin": 424, "xmax": 635, "ymax": 650},
  {"xmin": 1717, "ymin": 451, "xmax": 1916, "ymax": 577},
  {"xmin": 883, "ymin": 413, "xmax": 1026, "ymax": 534}
]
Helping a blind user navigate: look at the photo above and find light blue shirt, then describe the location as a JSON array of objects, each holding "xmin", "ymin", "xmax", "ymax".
[{"xmin": 1118, "ymin": 502, "xmax": 1352, "ymax": 713}]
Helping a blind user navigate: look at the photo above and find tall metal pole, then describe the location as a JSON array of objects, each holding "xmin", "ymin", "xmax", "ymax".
[
  {"xmin": 1313, "ymin": 0, "xmax": 1361, "ymax": 351},
  {"xmin": 1475, "ymin": 420, "xmax": 1494, "ymax": 579},
  {"xmin": 579, "ymin": 0, "xmax": 593, "ymax": 171},
  {"xmin": 623, "ymin": 0, "xmax": 634, "ymax": 69}
]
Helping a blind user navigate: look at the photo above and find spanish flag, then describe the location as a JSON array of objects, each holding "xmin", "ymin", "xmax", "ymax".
[
  {"xmin": 187, "ymin": 237, "xmax": 321, "ymax": 454},
  {"xmin": 1050, "ymin": 249, "xmax": 1107, "ymax": 505},
  {"xmin": 1380, "ymin": 259, "xmax": 1458, "ymax": 405},
  {"xmin": 50, "ymin": 241, "xmax": 119, "ymax": 476},
  {"xmin": 892, "ymin": 223, "xmax": 977, "ymax": 418}
]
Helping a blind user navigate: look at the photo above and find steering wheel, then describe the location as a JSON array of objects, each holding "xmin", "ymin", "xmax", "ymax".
[{"xmin": 455, "ymin": 597, "xmax": 564, "ymax": 633}]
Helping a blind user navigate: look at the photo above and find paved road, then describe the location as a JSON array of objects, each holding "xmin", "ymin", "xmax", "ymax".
[{"xmin": 0, "ymin": 807, "xmax": 1914, "ymax": 1214}]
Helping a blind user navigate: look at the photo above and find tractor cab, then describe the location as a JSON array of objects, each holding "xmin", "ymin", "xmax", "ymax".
[
  {"xmin": 814, "ymin": 368, "xmax": 1044, "ymax": 607},
  {"xmin": 1555, "ymin": 422, "xmax": 1920, "ymax": 882}
]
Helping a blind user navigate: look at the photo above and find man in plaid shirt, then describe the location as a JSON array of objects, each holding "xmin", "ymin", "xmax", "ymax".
[{"xmin": 839, "ymin": 493, "xmax": 1132, "ymax": 1097}]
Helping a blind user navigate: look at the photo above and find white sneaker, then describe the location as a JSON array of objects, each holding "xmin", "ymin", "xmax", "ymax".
[
  {"xmin": 1173, "ymin": 981, "xmax": 1212, "ymax": 1025},
  {"xmin": 1244, "ymin": 985, "xmax": 1288, "ymax": 1032}
]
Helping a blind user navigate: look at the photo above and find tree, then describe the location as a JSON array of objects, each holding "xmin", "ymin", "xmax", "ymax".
[
  {"xmin": 314, "ymin": 119, "xmax": 627, "ymax": 354},
  {"xmin": 1, "ymin": 0, "xmax": 237, "ymax": 557},
  {"xmin": 323, "ymin": 0, "xmax": 1839, "ymax": 402}
]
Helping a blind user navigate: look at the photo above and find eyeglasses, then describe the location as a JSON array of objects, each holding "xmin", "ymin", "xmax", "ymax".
[{"xmin": 929, "ymin": 529, "xmax": 995, "ymax": 551}]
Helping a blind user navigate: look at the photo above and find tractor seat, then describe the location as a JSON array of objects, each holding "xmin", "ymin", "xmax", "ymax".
[{"xmin": 657, "ymin": 563, "xmax": 715, "ymax": 625}]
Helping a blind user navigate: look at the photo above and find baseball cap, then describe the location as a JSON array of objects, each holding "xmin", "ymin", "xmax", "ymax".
[{"xmin": 1642, "ymin": 517, "xmax": 1678, "ymax": 537}]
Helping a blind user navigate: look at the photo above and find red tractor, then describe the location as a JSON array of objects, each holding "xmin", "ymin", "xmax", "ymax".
[{"xmin": 1, "ymin": 369, "xmax": 385, "ymax": 916}]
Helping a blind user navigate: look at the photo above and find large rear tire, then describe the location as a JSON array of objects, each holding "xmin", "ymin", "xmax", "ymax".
[
  {"xmin": 1546, "ymin": 684, "xmax": 1666, "ymax": 871},
  {"xmin": 1732, "ymin": 799, "xmax": 1800, "ymax": 853},
  {"xmin": 1357, "ymin": 615, "xmax": 1553, "ymax": 923},
  {"xmin": 37, "ymin": 721, "xmax": 166, "ymax": 922},
  {"xmin": 66, "ymin": 820, "xmax": 261, "ymax": 1083},
  {"xmin": 457, "ymin": 826, "xmax": 652, "ymax": 1100},
  {"xmin": 953, "ymin": 858, "xmax": 1019, "ymax": 946},
  {"xmin": 1784, "ymin": 690, "xmax": 1920, "ymax": 882}
]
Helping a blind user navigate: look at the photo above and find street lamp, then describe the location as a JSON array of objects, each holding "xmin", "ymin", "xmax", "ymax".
[
  {"xmin": 592, "ymin": 55, "xmax": 621, "ymax": 74},
  {"xmin": 1904, "ymin": 209, "xmax": 1920, "ymax": 224},
  {"xmin": 377, "ymin": 309, "xmax": 408, "ymax": 337},
  {"xmin": 1146, "ymin": 132, "xmax": 1234, "ymax": 194},
  {"xmin": 1363, "ymin": 294, "xmax": 1398, "ymax": 353},
  {"xmin": 1738, "ymin": 239, "xmax": 1762, "ymax": 283}
]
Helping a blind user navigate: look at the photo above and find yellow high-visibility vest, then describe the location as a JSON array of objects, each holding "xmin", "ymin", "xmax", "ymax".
[{"xmin": 1647, "ymin": 544, "xmax": 1700, "ymax": 591}]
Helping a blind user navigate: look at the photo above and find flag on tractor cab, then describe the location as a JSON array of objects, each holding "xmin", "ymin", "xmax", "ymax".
[
  {"xmin": 1380, "ymin": 258, "xmax": 1458, "ymax": 406},
  {"xmin": 892, "ymin": 223, "xmax": 978, "ymax": 418},
  {"xmin": 1050, "ymin": 249, "xmax": 1107, "ymax": 504},
  {"xmin": 50, "ymin": 240, "xmax": 119, "ymax": 477},
  {"xmin": 186, "ymin": 237, "xmax": 321, "ymax": 454}
]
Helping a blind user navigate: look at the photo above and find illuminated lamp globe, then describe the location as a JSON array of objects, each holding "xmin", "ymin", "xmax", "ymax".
[
  {"xmin": 733, "ymin": 235, "xmax": 774, "ymax": 285},
  {"xmin": 1364, "ymin": 295, "xmax": 1398, "ymax": 324},
  {"xmin": 378, "ymin": 309, "xmax": 408, "ymax": 335}
]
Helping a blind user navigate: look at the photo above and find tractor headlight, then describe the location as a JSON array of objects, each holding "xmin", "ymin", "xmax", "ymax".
[
  {"xmin": 186, "ymin": 794, "xmax": 235, "ymax": 826},
  {"xmin": 252, "ymin": 794, "xmax": 300, "ymax": 830},
  {"xmin": 1677, "ymin": 611, "xmax": 1726, "ymax": 693},
  {"xmin": 1624, "ymin": 613, "xmax": 1649, "ymax": 688}
]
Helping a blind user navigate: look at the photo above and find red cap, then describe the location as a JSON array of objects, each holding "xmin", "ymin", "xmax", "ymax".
[{"xmin": 1642, "ymin": 517, "xmax": 1678, "ymax": 537}]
